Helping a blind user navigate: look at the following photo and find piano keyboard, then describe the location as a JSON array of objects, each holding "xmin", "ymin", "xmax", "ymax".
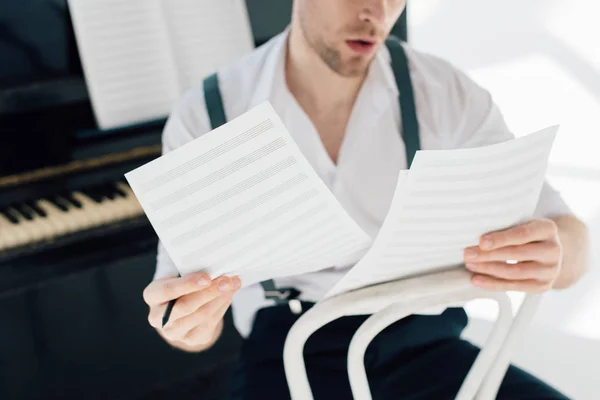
[{"xmin": 0, "ymin": 180, "xmax": 143, "ymax": 251}]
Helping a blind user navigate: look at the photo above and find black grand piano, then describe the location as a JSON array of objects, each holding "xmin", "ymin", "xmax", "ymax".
[{"xmin": 0, "ymin": 2, "xmax": 407, "ymax": 399}]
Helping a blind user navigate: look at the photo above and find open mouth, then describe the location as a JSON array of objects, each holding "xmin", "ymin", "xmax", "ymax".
[{"xmin": 346, "ymin": 39, "xmax": 376, "ymax": 55}]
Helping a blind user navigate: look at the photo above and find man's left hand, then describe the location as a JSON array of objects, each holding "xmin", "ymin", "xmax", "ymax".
[{"xmin": 463, "ymin": 218, "xmax": 563, "ymax": 293}]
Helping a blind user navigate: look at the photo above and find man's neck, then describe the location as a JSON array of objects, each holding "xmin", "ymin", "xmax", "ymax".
[{"xmin": 285, "ymin": 25, "xmax": 366, "ymax": 114}]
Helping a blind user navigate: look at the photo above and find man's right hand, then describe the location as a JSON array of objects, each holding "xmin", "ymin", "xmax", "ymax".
[{"xmin": 143, "ymin": 272, "xmax": 242, "ymax": 352}]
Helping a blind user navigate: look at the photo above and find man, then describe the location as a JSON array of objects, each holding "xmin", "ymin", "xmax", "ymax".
[{"xmin": 143, "ymin": 0, "xmax": 589, "ymax": 398}]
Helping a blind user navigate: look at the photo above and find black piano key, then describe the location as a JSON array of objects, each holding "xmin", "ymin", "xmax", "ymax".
[
  {"xmin": 103, "ymin": 183, "xmax": 117, "ymax": 200},
  {"xmin": 113, "ymin": 183, "xmax": 127, "ymax": 198},
  {"xmin": 27, "ymin": 201, "xmax": 47, "ymax": 218},
  {"xmin": 16, "ymin": 205, "xmax": 34, "ymax": 220},
  {"xmin": 94, "ymin": 183, "xmax": 113, "ymax": 200},
  {"xmin": 63, "ymin": 193, "xmax": 82, "ymax": 209},
  {"xmin": 82, "ymin": 186, "xmax": 105, "ymax": 203},
  {"xmin": 79, "ymin": 188, "xmax": 94, "ymax": 201},
  {"xmin": 50, "ymin": 196, "xmax": 70, "ymax": 212},
  {"xmin": 1, "ymin": 210, "xmax": 20, "ymax": 224}
]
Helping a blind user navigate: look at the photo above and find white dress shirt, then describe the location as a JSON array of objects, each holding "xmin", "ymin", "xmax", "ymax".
[{"xmin": 154, "ymin": 30, "xmax": 571, "ymax": 337}]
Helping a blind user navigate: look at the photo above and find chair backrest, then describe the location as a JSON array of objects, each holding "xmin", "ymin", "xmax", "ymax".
[{"xmin": 282, "ymin": 269, "xmax": 539, "ymax": 400}]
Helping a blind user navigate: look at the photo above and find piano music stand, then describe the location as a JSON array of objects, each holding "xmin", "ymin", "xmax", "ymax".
[{"xmin": 283, "ymin": 268, "xmax": 541, "ymax": 400}]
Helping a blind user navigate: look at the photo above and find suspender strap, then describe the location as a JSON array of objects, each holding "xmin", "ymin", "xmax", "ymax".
[
  {"xmin": 203, "ymin": 73, "xmax": 298, "ymax": 305},
  {"xmin": 203, "ymin": 73, "xmax": 227, "ymax": 129},
  {"xmin": 385, "ymin": 36, "xmax": 422, "ymax": 165}
]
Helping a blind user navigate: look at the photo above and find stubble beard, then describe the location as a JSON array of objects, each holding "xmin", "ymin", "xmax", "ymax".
[
  {"xmin": 299, "ymin": 16, "xmax": 371, "ymax": 77},
  {"xmin": 319, "ymin": 43, "xmax": 367, "ymax": 77}
]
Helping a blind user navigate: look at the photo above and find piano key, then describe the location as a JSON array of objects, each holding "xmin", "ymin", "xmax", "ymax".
[
  {"xmin": 113, "ymin": 183, "xmax": 127, "ymax": 198},
  {"xmin": 102, "ymin": 186, "xmax": 130, "ymax": 218},
  {"xmin": 58, "ymin": 194, "xmax": 96, "ymax": 230},
  {"xmin": 81, "ymin": 186, "xmax": 106, "ymax": 203},
  {"xmin": 27, "ymin": 201, "xmax": 47, "ymax": 218},
  {"xmin": 36, "ymin": 199, "xmax": 76, "ymax": 235},
  {"xmin": 16, "ymin": 204, "xmax": 55, "ymax": 241},
  {"xmin": 1, "ymin": 208, "xmax": 34, "ymax": 248},
  {"xmin": 51, "ymin": 196, "xmax": 70, "ymax": 212},
  {"xmin": 16, "ymin": 205, "xmax": 34, "ymax": 220},
  {"xmin": 2, "ymin": 208, "xmax": 34, "ymax": 247},
  {"xmin": 0, "ymin": 180, "xmax": 145, "ymax": 252},
  {"xmin": 1, "ymin": 209, "xmax": 19, "ymax": 224},
  {"xmin": 54, "ymin": 197, "xmax": 87, "ymax": 230},
  {"xmin": 0, "ymin": 219, "xmax": 14, "ymax": 249},
  {"xmin": 71, "ymin": 191, "xmax": 112, "ymax": 226},
  {"xmin": 63, "ymin": 193, "xmax": 83, "ymax": 209},
  {"xmin": 102, "ymin": 183, "xmax": 117, "ymax": 200},
  {"xmin": 76, "ymin": 188, "xmax": 127, "ymax": 222},
  {"xmin": 115, "ymin": 184, "xmax": 141, "ymax": 218},
  {"xmin": 0, "ymin": 211, "xmax": 23, "ymax": 248},
  {"xmin": 115, "ymin": 182, "xmax": 143, "ymax": 217}
]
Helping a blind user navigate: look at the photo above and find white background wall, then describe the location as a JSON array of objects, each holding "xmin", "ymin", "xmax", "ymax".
[{"xmin": 409, "ymin": 1, "xmax": 600, "ymax": 398}]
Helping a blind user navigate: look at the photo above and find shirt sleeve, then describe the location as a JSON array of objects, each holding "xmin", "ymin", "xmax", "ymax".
[
  {"xmin": 445, "ymin": 66, "xmax": 573, "ymax": 220},
  {"xmin": 153, "ymin": 89, "xmax": 212, "ymax": 280}
]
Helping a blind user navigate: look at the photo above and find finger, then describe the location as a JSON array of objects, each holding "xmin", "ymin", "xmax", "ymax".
[
  {"xmin": 210, "ymin": 294, "xmax": 233, "ymax": 319},
  {"xmin": 162, "ymin": 294, "xmax": 231, "ymax": 341},
  {"xmin": 148, "ymin": 303, "xmax": 168, "ymax": 328},
  {"xmin": 464, "ymin": 241, "xmax": 560, "ymax": 264},
  {"xmin": 143, "ymin": 272, "xmax": 211, "ymax": 305},
  {"xmin": 168, "ymin": 276, "xmax": 236, "ymax": 321},
  {"xmin": 471, "ymin": 274, "xmax": 551, "ymax": 293},
  {"xmin": 479, "ymin": 219, "xmax": 558, "ymax": 250},
  {"xmin": 179, "ymin": 293, "xmax": 235, "ymax": 347},
  {"xmin": 231, "ymin": 275, "xmax": 242, "ymax": 291},
  {"xmin": 465, "ymin": 261, "xmax": 557, "ymax": 281},
  {"xmin": 183, "ymin": 318, "xmax": 224, "ymax": 347}
]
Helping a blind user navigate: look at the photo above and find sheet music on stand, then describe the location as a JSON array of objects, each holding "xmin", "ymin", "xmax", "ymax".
[
  {"xmin": 68, "ymin": 0, "xmax": 254, "ymax": 129},
  {"xmin": 125, "ymin": 102, "xmax": 372, "ymax": 287},
  {"xmin": 325, "ymin": 126, "xmax": 558, "ymax": 298}
]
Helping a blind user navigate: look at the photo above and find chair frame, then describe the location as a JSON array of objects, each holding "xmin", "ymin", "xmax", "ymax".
[{"xmin": 283, "ymin": 268, "xmax": 540, "ymax": 400}]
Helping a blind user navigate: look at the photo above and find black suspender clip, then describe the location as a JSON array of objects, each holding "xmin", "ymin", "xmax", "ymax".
[{"xmin": 260, "ymin": 280, "xmax": 303, "ymax": 314}]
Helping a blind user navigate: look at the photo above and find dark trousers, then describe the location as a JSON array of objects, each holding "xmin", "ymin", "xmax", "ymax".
[{"xmin": 229, "ymin": 302, "xmax": 568, "ymax": 400}]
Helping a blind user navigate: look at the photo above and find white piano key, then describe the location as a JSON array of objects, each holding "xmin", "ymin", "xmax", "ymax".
[
  {"xmin": 19, "ymin": 204, "xmax": 55, "ymax": 240},
  {"xmin": 53, "ymin": 196, "xmax": 91, "ymax": 233},
  {"xmin": 0, "ymin": 212, "xmax": 21, "ymax": 249},
  {"xmin": 95, "ymin": 191, "xmax": 131, "ymax": 221},
  {"xmin": 4, "ymin": 208, "xmax": 34, "ymax": 247},
  {"xmin": 70, "ymin": 192, "xmax": 107, "ymax": 228},
  {"xmin": 116, "ymin": 182, "xmax": 144, "ymax": 217},
  {"xmin": 35, "ymin": 200, "xmax": 74, "ymax": 236}
]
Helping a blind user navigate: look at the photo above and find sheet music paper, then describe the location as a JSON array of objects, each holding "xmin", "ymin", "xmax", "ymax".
[
  {"xmin": 326, "ymin": 126, "xmax": 558, "ymax": 298},
  {"xmin": 68, "ymin": 0, "xmax": 253, "ymax": 129},
  {"xmin": 161, "ymin": 0, "xmax": 254, "ymax": 90},
  {"xmin": 125, "ymin": 102, "xmax": 371, "ymax": 286},
  {"xmin": 68, "ymin": 0, "xmax": 180, "ymax": 129}
]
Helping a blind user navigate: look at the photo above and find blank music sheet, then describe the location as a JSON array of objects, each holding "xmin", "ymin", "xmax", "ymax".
[
  {"xmin": 161, "ymin": 0, "xmax": 254, "ymax": 90},
  {"xmin": 68, "ymin": 0, "xmax": 180, "ymax": 129},
  {"xmin": 326, "ymin": 126, "xmax": 558, "ymax": 298},
  {"xmin": 125, "ymin": 102, "xmax": 371, "ymax": 286},
  {"xmin": 68, "ymin": 0, "xmax": 254, "ymax": 129}
]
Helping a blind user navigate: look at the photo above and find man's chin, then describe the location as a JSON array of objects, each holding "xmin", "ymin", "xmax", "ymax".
[
  {"xmin": 316, "ymin": 44, "xmax": 373, "ymax": 77},
  {"xmin": 338, "ymin": 57, "xmax": 372, "ymax": 77}
]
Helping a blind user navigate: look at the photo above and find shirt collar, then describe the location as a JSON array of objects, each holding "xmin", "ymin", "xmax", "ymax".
[
  {"xmin": 247, "ymin": 28, "xmax": 289, "ymax": 109},
  {"xmin": 248, "ymin": 29, "xmax": 400, "ymax": 110}
]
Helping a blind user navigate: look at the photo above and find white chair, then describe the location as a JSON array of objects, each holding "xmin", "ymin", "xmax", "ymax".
[{"xmin": 283, "ymin": 268, "xmax": 540, "ymax": 400}]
